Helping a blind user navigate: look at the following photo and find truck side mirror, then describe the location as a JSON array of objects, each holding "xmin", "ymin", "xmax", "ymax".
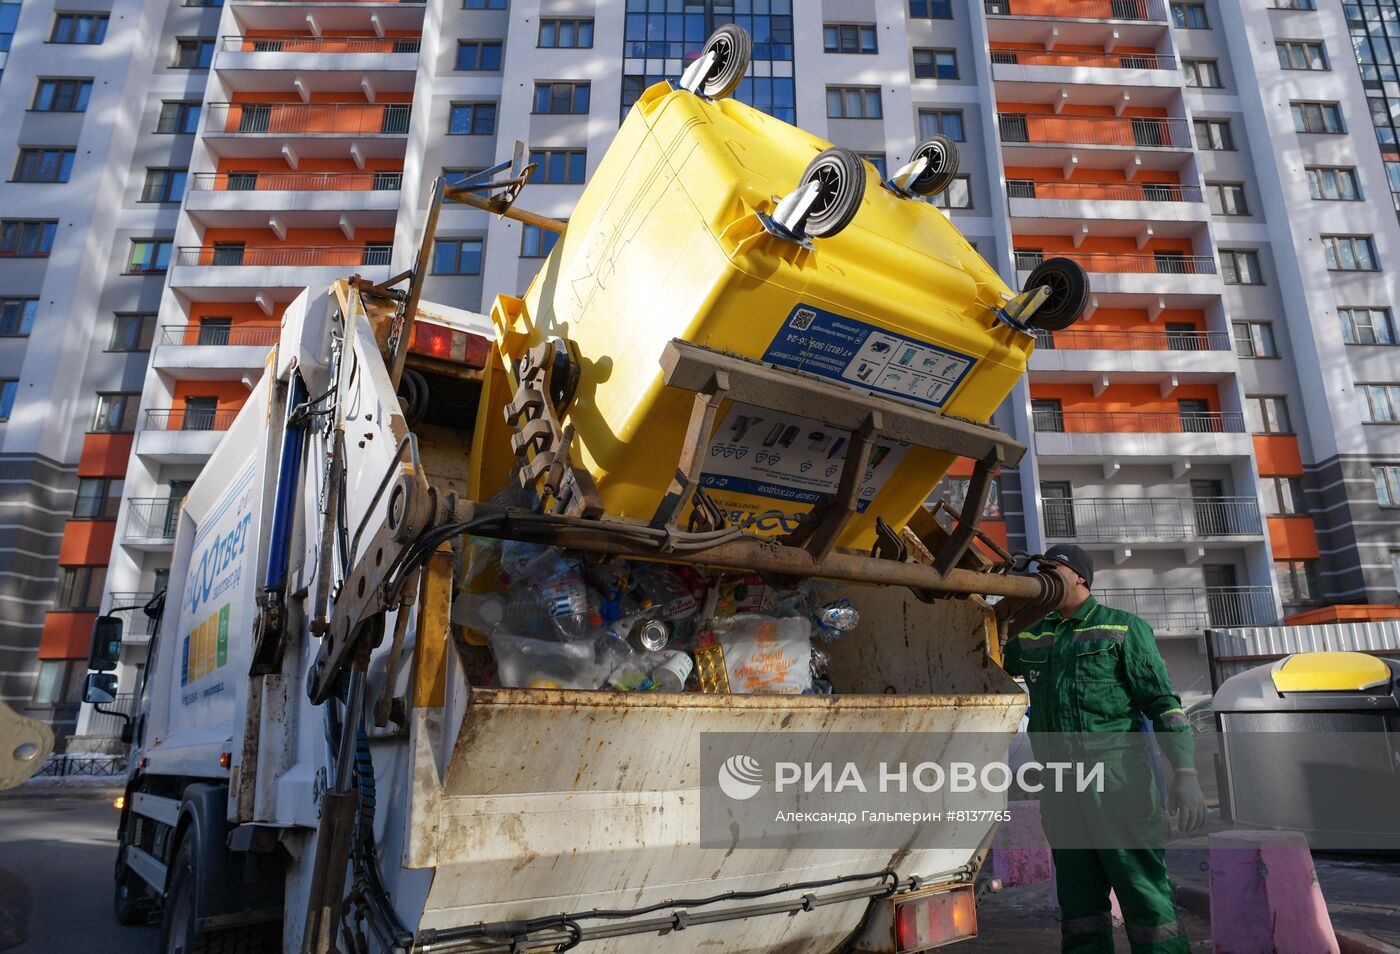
[
  {"xmin": 84, "ymin": 672, "xmax": 118, "ymax": 705},
  {"xmin": 87, "ymin": 615, "xmax": 123, "ymax": 673}
]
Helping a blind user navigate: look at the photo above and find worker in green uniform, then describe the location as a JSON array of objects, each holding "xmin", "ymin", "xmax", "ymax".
[{"xmin": 1002, "ymin": 544, "xmax": 1206, "ymax": 953}]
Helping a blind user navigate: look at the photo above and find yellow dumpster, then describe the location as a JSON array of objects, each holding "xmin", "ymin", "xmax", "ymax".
[{"xmin": 485, "ymin": 28, "xmax": 1082, "ymax": 550}]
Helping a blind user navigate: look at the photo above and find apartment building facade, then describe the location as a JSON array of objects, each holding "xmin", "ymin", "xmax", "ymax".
[{"xmin": 0, "ymin": 0, "xmax": 1385, "ymax": 740}]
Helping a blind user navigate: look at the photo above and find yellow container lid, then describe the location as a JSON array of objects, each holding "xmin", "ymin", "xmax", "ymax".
[{"xmin": 1271, "ymin": 651, "xmax": 1393, "ymax": 693}]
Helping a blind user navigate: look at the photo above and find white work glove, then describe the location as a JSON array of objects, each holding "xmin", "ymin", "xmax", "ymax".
[{"xmin": 1169, "ymin": 771, "xmax": 1207, "ymax": 834}]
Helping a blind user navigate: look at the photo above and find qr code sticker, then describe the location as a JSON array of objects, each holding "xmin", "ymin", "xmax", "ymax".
[{"xmin": 790, "ymin": 308, "xmax": 816, "ymax": 331}]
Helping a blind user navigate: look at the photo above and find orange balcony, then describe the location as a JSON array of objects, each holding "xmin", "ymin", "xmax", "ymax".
[
  {"xmin": 985, "ymin": 0, "xmax": 1167, "ymax": 20},
  {"xmin": 999, "ymin": 113, "xmax": 1191, "ymax": 149},
  {"xmin": 188, "ymin": 171, "xmax": 402, "ymax": 191},
  {"xmin": 219, "ymin": 34, "xmax": 420, "ymax": 53},
  {"xmin": 175, "ymin": 245, "xmax": 391, "ymax": 267},
  {"xmin": 160, "ymin": 323, "xmax": 281, "ymax": 347},
  {"xmin": 1007, "ymin": 180, "xmax": 1200, "ymax": 202},
  {"xmin": 204, "ymin": 102, "xmax": 410, "ymax": 136},
  {"xmin": 1031, "ymin": 328, "xmax": 1230, "ymax": 350},
  {"xmin": 144, "ymin": 407, "xmax": 240, "ymax": 431},
  {"xmin": 990, "ymin": 48, "xmax": 1175, "ymax": 69},
  {"xmin": 1032, "ymin": 409, "xmax": 1245, "ymax": 433},
  {"xmin": 1014, "ymin": 251, "xmax": 1214, "ymax": 274}
]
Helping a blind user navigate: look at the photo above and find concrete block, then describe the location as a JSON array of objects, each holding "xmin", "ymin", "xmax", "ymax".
[
  {"xmin": 990, "ymin": 800, "xmax": 1054, "ymax": 886},
  {"xmin": 1208, "ymin": 830, "xmax": 1339, "ymax": 954}
]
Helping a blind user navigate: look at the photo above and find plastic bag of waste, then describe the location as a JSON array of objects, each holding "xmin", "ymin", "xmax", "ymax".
[
  {"xmin": 711, "ymin": 613, "xmax": 814, "ymax": 694},
  {"xmin": 489, "ymin": 632, "xmax": 609, "ymax": 689}
]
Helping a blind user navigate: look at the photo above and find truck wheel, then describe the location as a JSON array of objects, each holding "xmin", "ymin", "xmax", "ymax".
[
  {"xmin": 1023, "ymin": 257, "xmax": 1090, "ymax": 331},
  {"xmin": 114, "ymin": 857, "xmax": 154, "ymax": 926},
  {"xmin": 906, "ymin": 135, "xmax": 960, "ymax": 197},
  {"xmin": 160, "ymin": 837, "xmax": 280, "ymax": 954},
  {"xmin": 798, "ymin": 148, "xmax": 867, "ymax": 238},
  {"xmin": 697, "ymin": 25, "xmax": 751, "ymax": 99}
]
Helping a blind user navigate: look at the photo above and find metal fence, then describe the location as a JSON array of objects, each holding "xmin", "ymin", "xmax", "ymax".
[
  {"xmin": 108, "ymin": 592, "xmax": 158, "ymax": 639},
  {"xmin": 1031, "ymin": 328, "xmax": 1230, "ymax": 351},
  {"xmin": 1032, "ymin": 409, "xmax": 1247, "ymax": 433},
  {"xmin": 34, "ymin": 752, "xmax": 129, "ymax": 777},
  {"xmin": 124, "ymin": 498, "xmax": 179, "ymax": 541},
  {"xmin": 143, "ymin": 407, "xmax": 239, "ymax": 431},
  {"xmin": 160, "ymin": 323, "xmax": 280, "ymax": 346},
  {"xmin": 188, "ymin": 171, "xmax": 401, "ymax": 191},
  {"xmin": 998, "ymin": 113, "xmax": 1191, "ymax": 148},
  {"xmin": 1098, "ymin": 587, "xmax": 1278, "ymax": 632},
  {"xmin": 219, "ymin": 35, "xmax": 420, "ymax": 53},
  {"xmin": 204, "ymin": 102, "xmax": 411, "ymax": 135},
  {"xmin": 1015, "ymin": 250, "xmax": 1216, "ymax": 274},
  {"xmin": 1042, "ymin": 496, "xmax": 1262, "ymax": 541},
  {"xmin": 990, "ymin": 48, "xmax": 1175, "ymax": 69},
  {"xmin": 1007, "ymin": 180, "xmax": 1202, "ymax": 203},
  {"xmin": 985, "ymin": 0, "xmax": 1166, "ymax": 18}
]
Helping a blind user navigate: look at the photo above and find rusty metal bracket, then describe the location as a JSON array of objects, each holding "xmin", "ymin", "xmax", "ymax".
[
  {"xmin": 651, "ymin": 370, "xmax": 730, "ymax": 528},
  {"xmin": 932, "ymin": 449, "xmax": 1005, "ymax": 577},
  {"xmin": 870, "ymin": 516, "xmax": 907, "ymax": 563},
  {"xmin": 782, "ymin": 411, "xmax": 881, "ymax": 562},
  {"xmin": 504, "ymin": 339, "xmax": 602, "ymax": 518}
]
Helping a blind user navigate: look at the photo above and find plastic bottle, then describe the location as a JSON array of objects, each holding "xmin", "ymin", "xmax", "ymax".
[
  {"xmin": 649, "ymin": 650, "xmax": 694, "ymax": 692},
  {"xmin": 501, "ymin": 551, "xmax": 597, "ymax": 641}
]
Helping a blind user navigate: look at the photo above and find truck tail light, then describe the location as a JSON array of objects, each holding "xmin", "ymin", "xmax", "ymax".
[
  {"xmin": 894, "ymin": 885, "xmax": 977, "ymax": 952},
  {"xmin": 409, "ymin": 320, "xmax": 488, "ymax": 369}
]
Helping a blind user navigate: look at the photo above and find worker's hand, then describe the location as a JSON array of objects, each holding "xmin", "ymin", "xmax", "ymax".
[{"xmin": 1169, "ymin": 771, "xmax": 1207, "ymax": 834}]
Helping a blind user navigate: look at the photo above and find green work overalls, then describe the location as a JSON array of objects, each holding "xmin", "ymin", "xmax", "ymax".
[{"xmin": 1002, "ymin": 596, "xmax": 1193, "ymax": 954}]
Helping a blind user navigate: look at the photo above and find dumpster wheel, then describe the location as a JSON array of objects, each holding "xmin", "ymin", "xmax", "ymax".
[
  {"xmin": 1023, "ymin": 257, "xmax": 1090, "ymax": 331},
  {"xmin": 906, "ymin": 134, "xmax": 961, "ymax": 197},
  {"xmin": 799, "ymin": 148, "xmax": 867, "ymax": 238},
  {"xmin": 697, "ymin": 24, "xmax": 752, "ymax": 99}
]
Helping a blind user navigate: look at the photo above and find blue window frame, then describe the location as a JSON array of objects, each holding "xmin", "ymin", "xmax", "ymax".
[{"xmin": 522, "ymin": 224, "xmax": 561, "ymax": 258}]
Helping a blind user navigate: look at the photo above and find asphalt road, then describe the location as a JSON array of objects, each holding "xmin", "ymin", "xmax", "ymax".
[{"xmin": 0, "ymin": 785, "xmax": 158, "ymax": 954}]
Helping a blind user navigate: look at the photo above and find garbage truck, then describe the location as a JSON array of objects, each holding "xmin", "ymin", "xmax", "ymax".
[{"xmin": 81, "ymin": 26, "xmax": 1086, "ymax": 954}]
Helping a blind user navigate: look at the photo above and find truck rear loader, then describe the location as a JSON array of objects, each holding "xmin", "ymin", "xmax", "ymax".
[{"xmin": 80, "ymin": 26, "xmax": 1086, "ymax": 954}]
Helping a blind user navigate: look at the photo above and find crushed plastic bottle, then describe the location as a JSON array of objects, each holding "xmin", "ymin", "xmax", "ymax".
[
  {"xmin": 501, "ymin": 550, "xmax": 597, "ymax": 641},
  {"xmin": 813, "ymin": 598, "xmax": 859, "ymax": 644},
  {"xmin": 807, "ymin": 646, "xmax": 834, "ymax": 695}
]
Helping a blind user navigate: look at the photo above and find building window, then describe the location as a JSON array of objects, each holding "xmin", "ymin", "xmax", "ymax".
[
  {"xmin": 1375, "ymin": 465, "xmax": 1400, "ymax": 506},
  {"xmin": 455, "ymin": 40, "xmax": 503, "ymax": 71},
  {"xmin": 522, "ymin": 224, "xmax": 561, "ymax": 258},
  {"xmin": 0, "ymin": 298, "xmax": 37, "ymax": 336},
  {"xmin": 861, "ymin": 153, "xmax": 887, "ymax": 177},
  {"xmin": 1392, "ymin": 551, "xmax": 1400, "ymax": 591},
  {"xmin": 141, "ymin": 168, "xmax": 187, "ymax": 203},
  {"xmin": 448, "ymin": 102, "xmax": 496, "ymax": 135},
  {"xmin": 463, "ymin": 0, "xmax": 507, "ymax": 7},
  {"xmin": 50, "ymin": 13, "xmax": 107, "ymax": 43},
  {"xmin": 173, "ymin": 37, "xmax": 215, "ymax": 68},
  {"xmin": 1220, "ymin": 249, "xmax": 1262, "ymax": 284},
  {"xmin": 32, "ymin": 78, "xmax": 92, "ymax": 112},
  {"xmin": 442, "ymin": 167, "xmax": 487, "ymax": 186},
  {"xmin": 539, "ymin": 18, "xmax": 592, "ymax": 48},
  {"xmin": 1260, "ymin": 476, "xmax": 1304, "ymax": 515},
  {"xmin": 1193, "ymin": 118, "xmax": 1234, "ymax": 150},
  {"xmin": 919, "ymin": 109, "xmax": 965, "ymax": 142},
  {"xmin": 1358, "ymin": 384, "xmax": 1400, "ymax": 423},
  {"xmin": 1245, "ymin": 395, "xmax": 1292, "ymax": 434},
  {"xmin": 913, "ymin": 48, "xmax": 958, "ymax": 78},
  {"xmin": 1277, "ymin": 40, "xmax": 1328, "ymax": 70},
  {"xmin": 32, "ymin": 660, "xmax": 82, "ymax": 706},
  {"xmin": 127, "ymin": 240, "xmax": 173, "ymax": 274},
  {"xmin": 1171, "ymin": 2, "xmax": 1209, "ymax": 27},
  {"xmin": 1340, "ymin": 307, "xmax": 1397, "ymax": 345},
  {"xmin": 528, "ymin": 149, "xmax": 586, "ymax": 184},
  {"xmin": 1323, "ymin": 235, "xmax": 1379, "ymax": 271},
  {"xmin": 13, "ymin": 148, "xmax": 75, "ymax": 183},
  {"xmin": 0, "ymin": 220, "xmax": 57, "ymax": 257},
  {"xmin": 1275, "ymin": 559, "xmax": 1320, "ymax": 603},
  {"xmin": 910, "ymin": 0, "xmax": 953, "ymax": 18},
  {"xmin": 57, "ymin": 565, "xmax": 106, "ymax": 609},
  {"xmin": 1274, "ymin": 0, "xmax": 1315, "ymax": 8},
  {"xmin": 533, "ymin": 81, "xmax": 590, "ymax": 114},
  {"xmin": 157, "ymin": 101, "xmax": 201, "ymax": 134},
  {"xmin": 1306, "ymin": 166, "xmax": 1360, "ymax": 201},
  {"xmin": 1232, "ymin": 321, "xmax": 1278, "ymax": 357},
  {"xmin": 1206, "ymin": 181, "xmax": 1247, "ymax": 215},
  {"xmin": 92, "ymin": 392, "xmax": 140, "ymax": 433},
  {"xmin": 827, "ymin": 86, "xmax": 882, "ymax": 119},
  {"xmin": 432, "ymin": 238, "xmax": 483, "ymax": 275},
  {"xmin": 73, "ymin": 477, "xmax": 123, "ymax": 519},
  {"xmin": 0, "ymin": 379, "xmax": 16, "ymax": 420},
  {"xmin": 110, "ymin": 313, "xmax": 156, "ymax": 351},
  {"xmin": 825, "ymin": 23, "xmax": 876, "ymax": 53},
  {"xmin": 1032, "ymin": 398, "xmax": 1064, "ymax": 432},
  {"xmin": 1183, "ymin": 59, "xmax": 1222, "ymax": 87},
  {"xmin": 928, "ymin": 175, "xmax": 973, "ymax": 209},
  {"xmin": 1292, "ymin": 101, "xmax": 1344, "ymax": 133}
]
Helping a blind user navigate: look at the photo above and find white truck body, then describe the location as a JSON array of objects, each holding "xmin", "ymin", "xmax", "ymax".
[{"xmin": 112, "ymin": 280, "xmax": 1031, "ymax": 954}]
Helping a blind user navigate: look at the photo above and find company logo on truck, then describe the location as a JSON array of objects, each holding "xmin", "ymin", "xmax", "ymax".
[{"xmin": 186, "ymin": 510, "xmax": 253, "ymax": 618}]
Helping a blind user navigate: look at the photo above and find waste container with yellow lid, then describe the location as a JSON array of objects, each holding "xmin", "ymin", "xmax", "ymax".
[{"xmin": 484, "ymin": 29, "xmax": 1085, "ymax": 551}]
